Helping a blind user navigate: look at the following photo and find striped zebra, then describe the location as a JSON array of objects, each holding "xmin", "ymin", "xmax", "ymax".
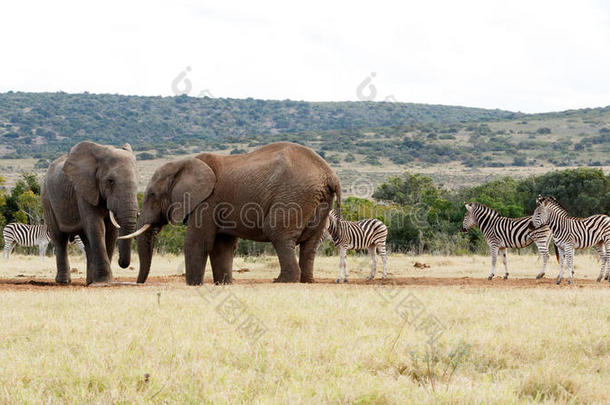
[
  {"xmin": 2, "ymin": 223, "xmax": 86, "ymax": 261},
  {"xmin": 324, "ymin": 209, "xmax": 388, "ymax": 283},
  {"xmin": 461, "ymin": 202, "xmax": 553, "ymax": 280},
  {"xmin": 532, "ymin": 195, "xmax": 610, "ymax": 285}
]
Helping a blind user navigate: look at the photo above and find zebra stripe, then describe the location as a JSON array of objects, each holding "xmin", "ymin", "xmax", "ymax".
[
  {"xmin": 2, "ymin": 223, "xmax": 86, "ymax": 261},
  {"xmin": 325, "ymin": 209, "xmax": 388, "ymax": 282},
  {"xmin": 532, "ymin": 195, "xmax": 610, "ymax": 284},
  {"xmin": 462, "ymin": 202, "xmax": 552, "ymax": 280}
]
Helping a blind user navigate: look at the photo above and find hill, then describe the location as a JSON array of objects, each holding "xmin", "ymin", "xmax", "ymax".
[
  {"xmin": 0, "ymin": 92, "xmax": 518, "ymax": 158},
  {"xmin": 0, "ymin": 92, "xmax": 608, "ymax": 191}
]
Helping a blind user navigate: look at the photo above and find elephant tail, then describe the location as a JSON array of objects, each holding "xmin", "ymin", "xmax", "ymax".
[{"xmin": 328, "ymin": 174, "xmax": 342, "ymax": 219}]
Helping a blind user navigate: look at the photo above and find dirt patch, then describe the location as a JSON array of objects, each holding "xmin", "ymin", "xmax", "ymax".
[{"xmin": 0, "ymin": 274, "xmax": 607, "ymax": 291}]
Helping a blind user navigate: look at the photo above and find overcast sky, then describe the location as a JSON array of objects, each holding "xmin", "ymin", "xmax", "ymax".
[{"xmin": 1, "ymin": 0, "xmax": 609, "ymax": 113}]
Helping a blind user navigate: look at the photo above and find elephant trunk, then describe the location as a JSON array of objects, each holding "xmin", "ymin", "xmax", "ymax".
[
  {"xmin": 117, "ymin": 206, "xmax": 138, "ymax": 269},
  {"xmin": 136, "ymin": 225, "xmax": 155, "ymax": 284}
]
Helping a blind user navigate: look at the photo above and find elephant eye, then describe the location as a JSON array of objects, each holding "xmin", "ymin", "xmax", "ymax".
[{"xmin": 107, "ymin": 178, "xmax": 115, "ymax": 186}]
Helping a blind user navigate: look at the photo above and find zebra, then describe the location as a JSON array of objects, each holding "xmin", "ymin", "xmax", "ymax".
[
  {"xmin": 323, "ymin": 209, "xmax": 388, "ymax": 283},
  {"xmin": 461, "ymin": 202, "xmax": 553, "ymax": 280},
  {"xmin": 2, "ymin": 223, "xmax": 86, "ymax": 261},
  {"xmin": 532, "ymin": 195, "xmax": 610, "ymax": 285}
]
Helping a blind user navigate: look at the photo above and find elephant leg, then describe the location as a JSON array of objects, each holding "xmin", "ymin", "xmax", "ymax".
[
  {"xmin": 78, "ymin": 232, "xmax": 94, "ymax": 283},
  {"xmin": 298, "ymin": 235, "xmax": 321, "ymax": 283},
  {"xmin": 272, "ymin": 238, "xmax": 300, "ymax": 283},
  {"xmin": 210, "ymin": 234, "xmax": 237, "ymax": 285},
  {"xmin": 54, "ymin": 234, "xmax": 71, "ymax": 284},
  {"xmin": 105, "ymin": 219, "xmax": 119, "ymax": 263},
  {"xmin": 81, "ymin": 215, "xmax": 112, "ymax": 285},
  {"xmin": 184, "ymin": 223, "xmax": 212, "ymax": 286}
]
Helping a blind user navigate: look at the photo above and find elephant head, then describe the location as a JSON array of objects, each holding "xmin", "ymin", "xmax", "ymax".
[
  {"xmin": 63, "ymin": 141, "xmax": 139, "ymax": 268},
  {"xmin": 119, "ymin": 158, "xmax": 216, "ymax": 283}
]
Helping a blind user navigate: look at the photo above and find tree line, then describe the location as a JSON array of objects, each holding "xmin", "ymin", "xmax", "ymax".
[{"xmin": 1, "ymin": 168, "xmax": 608, "ymax": 256}]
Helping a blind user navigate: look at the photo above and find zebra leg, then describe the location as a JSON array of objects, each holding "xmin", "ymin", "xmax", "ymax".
[
  {"xmin": 2, "ymin": 241, "xmax": 13, "ymax": 259},
  {"xmin": 379, "ymin": 243, "xmax": 388, "ymax": 279},
  {"xmin": 566, "ymin": 248, "xmax": 575, "ymax": 285},
  {"xmin": 556, "ymin": 246, "xmax": 564, "ymax": 282},
  {"xmin": 535, "ymin": 241, "xmax": 548, "ymax": 279},
  {"xmin": 604, "ymin": 242, "xmax": 610, "ymax": 282},
  {"xmin": 488, "ymin": 246, "xmax": 498, "ymax": 280},
  {"xmin": 366, "ymin": 246, "xmax": 377, "ymax": 280},
  {"xmin": 39, "ymin": 241, "xmax": 48, "ymax": 262},
  {"xmin": 343, "ymin": 248, "xmax": 350, "ymax": 283},
  {"xmin": 501, "ymin": 248, "xmax": 509, "ymax": 279},
  {"xmin": 595, "ymin": 243, "xmax": 605, "ymax": 282},
  {"xmin": 336, "ymin": 247, "xmax": 345, "ymax": 283}
]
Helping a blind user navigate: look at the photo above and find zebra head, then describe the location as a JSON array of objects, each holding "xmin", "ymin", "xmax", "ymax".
[
  {"xmin": 533, "ymin": 195, "xmax": 566, "ymax": 228},
  {"xmin": 461, "ymin": 203, "xmax": 477, "ymax": 232},
  {"xmin": 532, "ymin": 195, "xmax": 551, "ymax": 228}
]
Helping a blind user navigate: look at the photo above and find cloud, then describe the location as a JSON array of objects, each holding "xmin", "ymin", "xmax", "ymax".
[{"xmin": 1, "ymin": 0, "xmax": 609, "ymax": 112}]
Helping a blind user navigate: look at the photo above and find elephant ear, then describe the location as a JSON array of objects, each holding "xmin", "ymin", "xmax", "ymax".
[
  {"xmin": 169, "ymin": 158, "xmax": 216, "ymax": 224},
  {"xmin": 63, "ymin": 142, "xmax": 103, "ymax": 206}
]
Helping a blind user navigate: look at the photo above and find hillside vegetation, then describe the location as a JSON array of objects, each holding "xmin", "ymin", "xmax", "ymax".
[{"xmin": 1, "ymin": 92, "xmax": 609, "ymax": 191}]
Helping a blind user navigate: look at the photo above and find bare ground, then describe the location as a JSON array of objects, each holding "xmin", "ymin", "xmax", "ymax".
[{"xmin": 1, "ymin": 273, "xmax": 607, "ymax": 291}]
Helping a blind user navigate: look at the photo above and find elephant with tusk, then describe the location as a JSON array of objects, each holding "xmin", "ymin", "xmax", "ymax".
[
  {"xmin": 42, "ymin": 141, "xmax": 139, "ymax": 285},
  {"xmin": 120, "ymin": 142, "xmax": 342, "ymax": 285}
]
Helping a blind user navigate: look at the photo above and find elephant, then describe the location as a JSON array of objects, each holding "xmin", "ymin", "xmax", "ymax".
[
  {"xmin": 120, "ymin": 142, "xmax": 342, "ymax": 285},
  {"xmin": 42, "ymin": 141, "xmax": 139, "ymax": 285}
]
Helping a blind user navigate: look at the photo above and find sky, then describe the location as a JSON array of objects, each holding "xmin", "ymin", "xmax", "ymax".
[{"xmin": 1, "ymin": 0, "xmax": 609, "ymax": 113}]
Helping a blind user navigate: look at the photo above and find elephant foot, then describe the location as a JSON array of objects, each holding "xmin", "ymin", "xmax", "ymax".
[
  {"xmin": 300, "ymin": 276, "xmax": 315, "ymax": 283},
  {"xmin": 55, "ymin": 274, "xmax": 71, "ymax": 285},
  {"xmin": 273, "ymin": 273, "xmax": 300, "ymax": 283}
]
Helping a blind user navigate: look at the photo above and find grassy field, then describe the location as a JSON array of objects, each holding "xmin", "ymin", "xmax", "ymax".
[{"xmin": 1, "ymin": 253, "xmax": 610, "ymax": 403}]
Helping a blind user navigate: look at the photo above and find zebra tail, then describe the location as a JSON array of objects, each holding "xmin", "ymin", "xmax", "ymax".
[
  {"xmin": 329, "ymin": 174, "xmax": 342, "ymax": 219},
  {"xmin": 554, "ymin": 242, "xmax": 559, "ymax": 264}
]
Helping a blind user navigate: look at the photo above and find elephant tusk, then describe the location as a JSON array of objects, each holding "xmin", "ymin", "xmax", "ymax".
[
  {"xmin": 118, "ymin": 223, "xmax": 151, "ymax": 240},
  {"xmin": 109, "ymin": 211, "xmax": 121, "ymax": 229}
]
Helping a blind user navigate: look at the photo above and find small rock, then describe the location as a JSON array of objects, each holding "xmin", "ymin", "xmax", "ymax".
[
  {"xmin": 235, "ymin": 268, "xmax": 250, "ymax": 273},
  {"xmin": 414, "ymin": 262, "xmax": 430, "ymax": 269}
]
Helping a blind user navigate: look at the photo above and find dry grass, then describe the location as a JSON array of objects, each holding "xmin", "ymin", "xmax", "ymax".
[{"xmin": 1, "ymin": 252, "xmax": 610, "ymax": 403}]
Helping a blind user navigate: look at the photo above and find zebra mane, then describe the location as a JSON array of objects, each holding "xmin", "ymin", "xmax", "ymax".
[
  {"xmin": 538, "ymin": 195, "xmax": 568, "ymax": 212},
  {"xmin": 470, "ymin": 202, "xmax": 500, "ymax": 217}
]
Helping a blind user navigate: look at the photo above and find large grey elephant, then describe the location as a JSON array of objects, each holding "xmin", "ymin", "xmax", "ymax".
[
  {"xmin": 42, "ymin": 141, "xmax": 139, "ymax": 285},
  {"xmin": 120, "ymin": 142, "xmax": 341, "ymax": 285}
]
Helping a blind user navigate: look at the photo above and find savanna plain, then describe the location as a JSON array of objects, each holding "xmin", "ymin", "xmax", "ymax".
[{"xmin": 1, "ymin": 252, "xmax": 609, "ymax": 404}]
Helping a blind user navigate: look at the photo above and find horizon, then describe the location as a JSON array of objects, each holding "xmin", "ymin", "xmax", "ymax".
[{"xmin": 2, "ymin": 90, "xmax": 609, "ymax": 115}]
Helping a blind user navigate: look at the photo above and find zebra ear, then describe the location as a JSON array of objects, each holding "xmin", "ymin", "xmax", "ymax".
[{"xmin": 464, "ymin": 203, "xmax": 472, "ymax": 211}]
